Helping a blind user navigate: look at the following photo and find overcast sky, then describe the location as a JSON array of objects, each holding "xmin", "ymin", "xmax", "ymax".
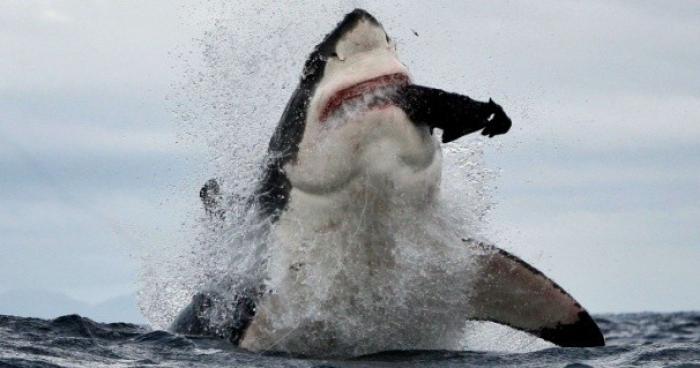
[{"xmin": 1, "ymin": 0, "xmax": 698, "ymax": 321}]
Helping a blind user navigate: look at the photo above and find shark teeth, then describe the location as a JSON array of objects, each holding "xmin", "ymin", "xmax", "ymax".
[
  {"xmin": 320, "ymin": 73, "xmax": 409, "ymax": 123},
  {"xmin": 332, "ymin": 85, "xmax": 398, "ymax": 120}
]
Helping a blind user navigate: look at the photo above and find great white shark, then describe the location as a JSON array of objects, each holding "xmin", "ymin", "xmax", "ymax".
[{"xmin": 171, "ymin": 9, "xmax": 604, "ymax": 357}]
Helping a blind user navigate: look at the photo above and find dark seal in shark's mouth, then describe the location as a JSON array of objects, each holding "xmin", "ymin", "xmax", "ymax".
[{"xmin": 320, "ymin": 73, "xmax": 410, "ymax": 122}]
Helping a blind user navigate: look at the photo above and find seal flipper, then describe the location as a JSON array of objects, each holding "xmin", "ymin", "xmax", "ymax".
[
  {"xmin": 170, "ymin": 291, "xmax": 256, "ymax": 345},
  {"xmin": 395, "ymin": 85, "xmax": 512, "ymax": 143},
  {"xmin": 464, "ymin": 239, "xmax": 605, "ymax": 347}
]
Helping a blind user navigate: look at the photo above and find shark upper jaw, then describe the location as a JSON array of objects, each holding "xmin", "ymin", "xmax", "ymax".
[{"xmin": 319, "ymin": 73, "xmax": 410, "ymax": 123}]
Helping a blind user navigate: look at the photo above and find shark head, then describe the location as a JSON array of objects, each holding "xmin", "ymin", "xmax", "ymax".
[
  {"xmin": 272, "ymin": 9, "xmax": 439, "ymax": 199},
  {"xmin": 257, "ymin": 9, "xmax": 440, "ymax": 219},
  {"xmin": 303, "ymin": 9, "xmax": 409, "ymax": 125}
]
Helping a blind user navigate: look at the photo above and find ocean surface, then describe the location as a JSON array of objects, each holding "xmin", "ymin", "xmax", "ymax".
[{"xmin": 1, "ymin": 312, "xmax": 699, "ymax": 367}]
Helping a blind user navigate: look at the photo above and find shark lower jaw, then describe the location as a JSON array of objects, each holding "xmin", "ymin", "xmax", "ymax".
[{"xmin": 319, "ymin": 73, "xmax": 410, "ymax": 123}]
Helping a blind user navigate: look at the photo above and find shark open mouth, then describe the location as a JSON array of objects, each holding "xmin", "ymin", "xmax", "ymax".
[{"xmin": 320, "ymin": 73, "xmax": 410, "ymax": 122}]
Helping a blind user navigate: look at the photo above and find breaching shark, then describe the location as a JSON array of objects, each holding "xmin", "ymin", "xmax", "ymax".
[{"xmin": 171, "ymin": 9, "xmax": 604, "ymax": 357}]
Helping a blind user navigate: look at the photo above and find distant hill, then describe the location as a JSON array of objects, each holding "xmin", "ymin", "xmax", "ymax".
[
  {"xmin": 0, "ymin": 289, "xmax": 147, "ymax": 324},
  {"xmin": 90, "ymin": 294, "xmax": 148, "ymax": 323}
]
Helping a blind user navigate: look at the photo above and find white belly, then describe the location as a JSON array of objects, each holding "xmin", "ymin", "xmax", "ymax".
[{"xmin": 239, "ymin": 131, "xmax": 480, "ymax": 356}]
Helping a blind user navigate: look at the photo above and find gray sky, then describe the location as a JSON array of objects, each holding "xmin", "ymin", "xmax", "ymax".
[{"xmin": 0, "ymin": 0, "xmax": 698, "ymax": 319}]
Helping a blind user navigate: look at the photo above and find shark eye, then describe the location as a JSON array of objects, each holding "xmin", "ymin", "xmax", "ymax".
[
  {"xmin": 319, "ymin": 52, "xmax": 338, "ymax": 62},
  {"xmin": 329, "ymin": 51, "xmax": 345, "ymax": 61}
]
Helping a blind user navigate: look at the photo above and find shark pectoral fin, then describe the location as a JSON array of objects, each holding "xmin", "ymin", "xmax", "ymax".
[
  {"xmin": 170, "ymin": 290, "xmax": 256, "ymax": 345},
  {"xmin": 170, "ymin": 292, "xmax": 220, "ymax": 337},
  {"xmin": 464, "ymin": 239, "xmax": 605, "ymax": 347},
  {"xmin": 395, "ymin": 85, "xmax": 512, "ymax": 143}
]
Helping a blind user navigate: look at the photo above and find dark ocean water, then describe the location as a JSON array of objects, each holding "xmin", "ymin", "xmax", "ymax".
[{"xmin": 1, "ymin": 312, "xmax": 699, "ymax": 368}]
